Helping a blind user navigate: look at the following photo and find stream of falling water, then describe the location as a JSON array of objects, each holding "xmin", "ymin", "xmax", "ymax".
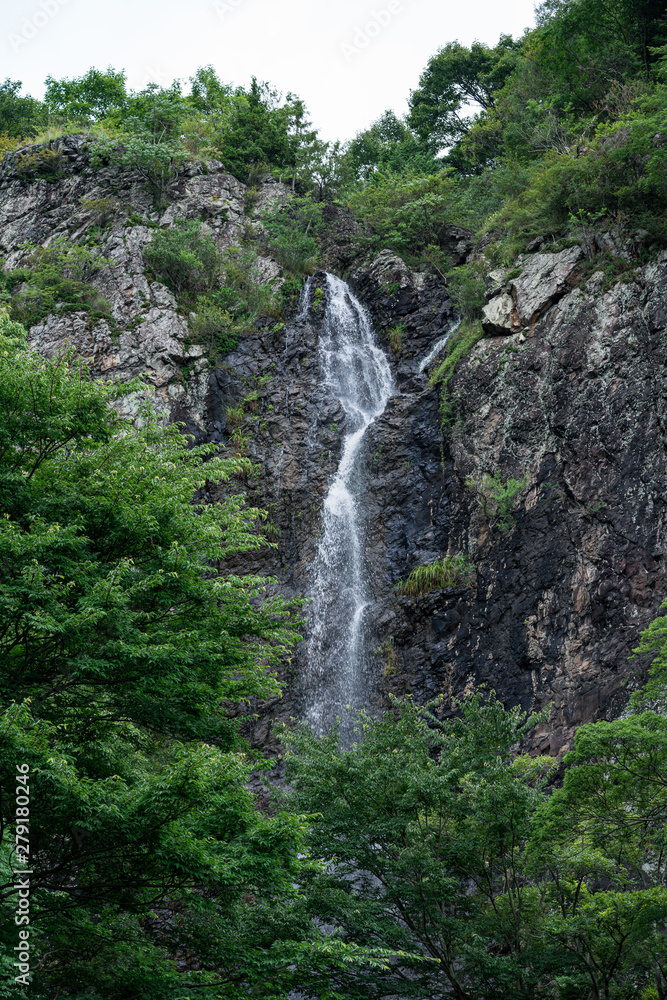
[
  {"xmin": 304, "ymin": 274, "xmax": 394, "ymax": 737},
  {"xmin": 418, "ymin": 317, "xmax": 461, "ymax": 373}
]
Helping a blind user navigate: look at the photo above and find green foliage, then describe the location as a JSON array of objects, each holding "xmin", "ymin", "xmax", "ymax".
[
  {"xmin": 346, "ymin": 170, "xmax": 462, "ymax": 265},
  {"xmin": 467, "ymin": 470, "xmax": 529, "ymax": 533},
  {"xmin": 530, "ymin": 708, "xmax": 667, "ymax": 999},
  {"xmin": 375, "ymin": 635, "xmax": 399, "ymax": 676},
  {"xmin": 94, "ymin": 133, "xmax": 187, "ymax": 208},
  {"xmin": 339, "ymin": 0, "xmax": 667, "ymax": 261},
  {"xmin": 536, "ymin": 0, "xmax": 666, "ymax": 77},
  {"xmin": 0, "ymin": 321, "xmax": 372, "ymax": 997},
  {"xmin": 631, "ymin": 594, "xmax": 667, "ymax": 710},
  {"xmin": 387, "ymin": 322, "xmax": 404, "ymax": 354},
  {"xmin": 44, "ymin": 66, "xmax": 128, "ymax": 122},
  {"xmin": 4, "ymin": 238, "xmax": 112, "ymax": 329},
  {"xmin": 491, "ymin": 85, "xmax": 667, "ymax": 242},
  {"xmin": 394, "ymin": 553, "xmax": 476, "ymax": 595},
  {"xmin": 190, "ymin": 299, "xmax": 239, "ymax": 358},
  {"xmin": 13, "ymin": 146, "xmax": 63, "ymax": 182},
  {"xmin": 91, "ymin": 82, "xmax": 189, "ymax": 206},
  {"xmin": 429, "ymin": 319, "xmax": 484, "ymax": 425},
  {"xmin": 283, "ymin": 680, "xmax": 667, "ymax": 999},
  {"xmin": 0, "ymin": 79, "xmax": 45, "ymax": 139},
  {"xmin": 278, "ymin": 272, "xmax": 306, "ymax": 314},
  {"xmin": 143, "ymin": 219, "xmax": 222, "ymax": 301},
  {"xmin": 119, "ymin": 136, "xmax": 186, "ymax": 206},
  {"xmin": 143, "ymin": 222, "xmax": 278, "ymax": 355},
  {"xmin": 408, "ymin": 35, "xmax": 524, "ymax": 152},
  {"xmin": 283, "ymin": 693, "xmax": 558, "ymax": 1000},
  {"xmin": 343, "ymin": 109, "xmax": 438, "ymax": 182},
  {"xmin": 217, "ymin": 245, "xmax": 279, "ymax": 321},
  {"xmin": 80, "ymin": 194, "xmax": 119, "ymax": 230},
  {"xmin": 445, "ymin": 260, "xmax": 488, "ymax": 319},
  {"xmin": 258, "ymin": 197, "xmax": 322, "ymax": 274},
  {"xmin": 21, "ymin": 64, "xmax": 317, "ymax": 194},
  {"xmin": 218, "ymin": 78, "xmax": 293, "ymax": 182}
]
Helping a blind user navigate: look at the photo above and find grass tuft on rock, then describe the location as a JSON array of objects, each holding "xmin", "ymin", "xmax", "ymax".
[{"xmin": 394, "ymin": 553, "xmax": 475, "ymax": 596}]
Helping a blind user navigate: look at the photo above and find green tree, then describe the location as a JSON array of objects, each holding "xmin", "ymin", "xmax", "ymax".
[
  {"xmin": 408, "ymin": 36, "xmax": 523, "ymax": 152},
  {"xmin": 283, "ymin": 94, "xmax": 317, "ymax": 192},
  {"xmin": 0, "ymin": 315, "xmax": 330, "ymax": 997},
  {"xmin": 220, "ymin": 79, "xmax": 293, "ymax": 181},
  {"xmin": 532, "ymin": 711, "xmax": 667, "ymax": 998},
  {"xmin": 344, "ymin": 110, "xmax": 437, "ymax": 182},
  {"xmin": 188, "ymin": 64, "xmax": 234, "ymax": 115},
  {"xmin": 0, "ymin": 79, "xmax": 45, "ymax": 139},
  {"xmin": 283, "ymin": 694, "xmax": 557, "ymax": 1000},
  {"xmin": 536, "ymin": 0, "xmax": 667, "ymax": 76},
  {"xmin": 44, "ymin": 66, "xmax": 128, "ymax": 122},
  {"xmin": 94, "ymin": 82, "xmax": 189, "ymax": 206}
]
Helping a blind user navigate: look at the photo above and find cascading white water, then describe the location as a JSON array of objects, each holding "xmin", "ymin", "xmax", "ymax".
[
  {"xmin": 304, "ymin": 273, "xmax": 394, "ymax": 737},
  {"xmin": 296, "ymin": 276, "xmax": 313, "ymax": 322},
  {"xmin": 418, "ymin": 318, "xmax": 461, "ymax": 373}
]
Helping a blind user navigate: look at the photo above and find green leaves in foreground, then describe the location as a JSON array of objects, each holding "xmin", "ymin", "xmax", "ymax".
[
  {"xmin": 283, "ymin": 694, "xmax": 667, "ymax": 999},
  {"xmin": 0, "ymin": 316, "xmax": 375, "ymax": 999}
]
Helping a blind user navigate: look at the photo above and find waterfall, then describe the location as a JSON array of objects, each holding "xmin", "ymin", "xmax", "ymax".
[
  {"xmin": 304, "ymin": 274, "xmax": 394, "ymax": 737},
  {"xmin": 418, "ymin": 318, "xmax": 461, "ymax": 373},
  {"xmin": 296, "ymin": 276, "xmax": 313, "ymax": 322}
]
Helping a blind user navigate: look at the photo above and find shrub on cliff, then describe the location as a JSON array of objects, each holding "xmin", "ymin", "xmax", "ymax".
[
  {"xmin": 216, "ymin": 245, "xmax": 279, "ymax": 319},
  {"xmin": 189, "ymin": 299, "xmax": 239, "ymax": 358},
  {"xmin": 144, "ymin": 219, "xmax": 222, "ymax": 300},
  {"xmin": 91, "ymin": 82, "xmax": 189, "ymax": 206},
  {"xmin": 3, "ymin": 238, "xmax": 113, "ymax": 329},
  {"xmin": 492, "ymin": 84, "xmax": 667, "ymax": 243},
  {"xmin": 144, "ymin": 223, "xmax": 278, "ymax": 337},
  {"xmin": 259, "ymin": 197, "xmax": 323, "ymax": 275},
  {"xmin": 394, "ymin": 553, "xmax": 476, "ymax": 595}
]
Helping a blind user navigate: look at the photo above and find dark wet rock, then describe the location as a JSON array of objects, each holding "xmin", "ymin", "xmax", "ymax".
[{"xmin": 379, "ymin": 251, "xmax": 667, "ymax": 755}]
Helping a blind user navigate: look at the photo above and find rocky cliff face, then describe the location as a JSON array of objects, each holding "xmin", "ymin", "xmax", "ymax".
[
  {"xmin": 0, "ymin": 134, "xmax": 282, "ymax": 428},
  {"xmin": 213, "ymin": 245, "xmax": 667, "ymax": 758},
  {"xmin": 4, "ymin": 138, "xmax": 666, "ymax": 757}
]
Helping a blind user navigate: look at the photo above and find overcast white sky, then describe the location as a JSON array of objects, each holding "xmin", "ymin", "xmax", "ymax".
[{"xmin": 4, "ymin": 0, "xmax": 537, "ymax": 142}]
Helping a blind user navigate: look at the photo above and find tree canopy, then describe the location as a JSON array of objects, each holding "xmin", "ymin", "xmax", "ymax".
[{"xmin": 0, "ymin": 315, "xmax": 316, "ymax": 997}]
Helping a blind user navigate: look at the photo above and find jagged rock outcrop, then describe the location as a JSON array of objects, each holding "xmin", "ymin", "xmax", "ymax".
[
  {"xmin": 481, "ymin": 245, "xmax": 583, "ymax": 335},
  {"xmin": 0, "ymin": 135, "xmax": 289, "ymax": 427}
]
